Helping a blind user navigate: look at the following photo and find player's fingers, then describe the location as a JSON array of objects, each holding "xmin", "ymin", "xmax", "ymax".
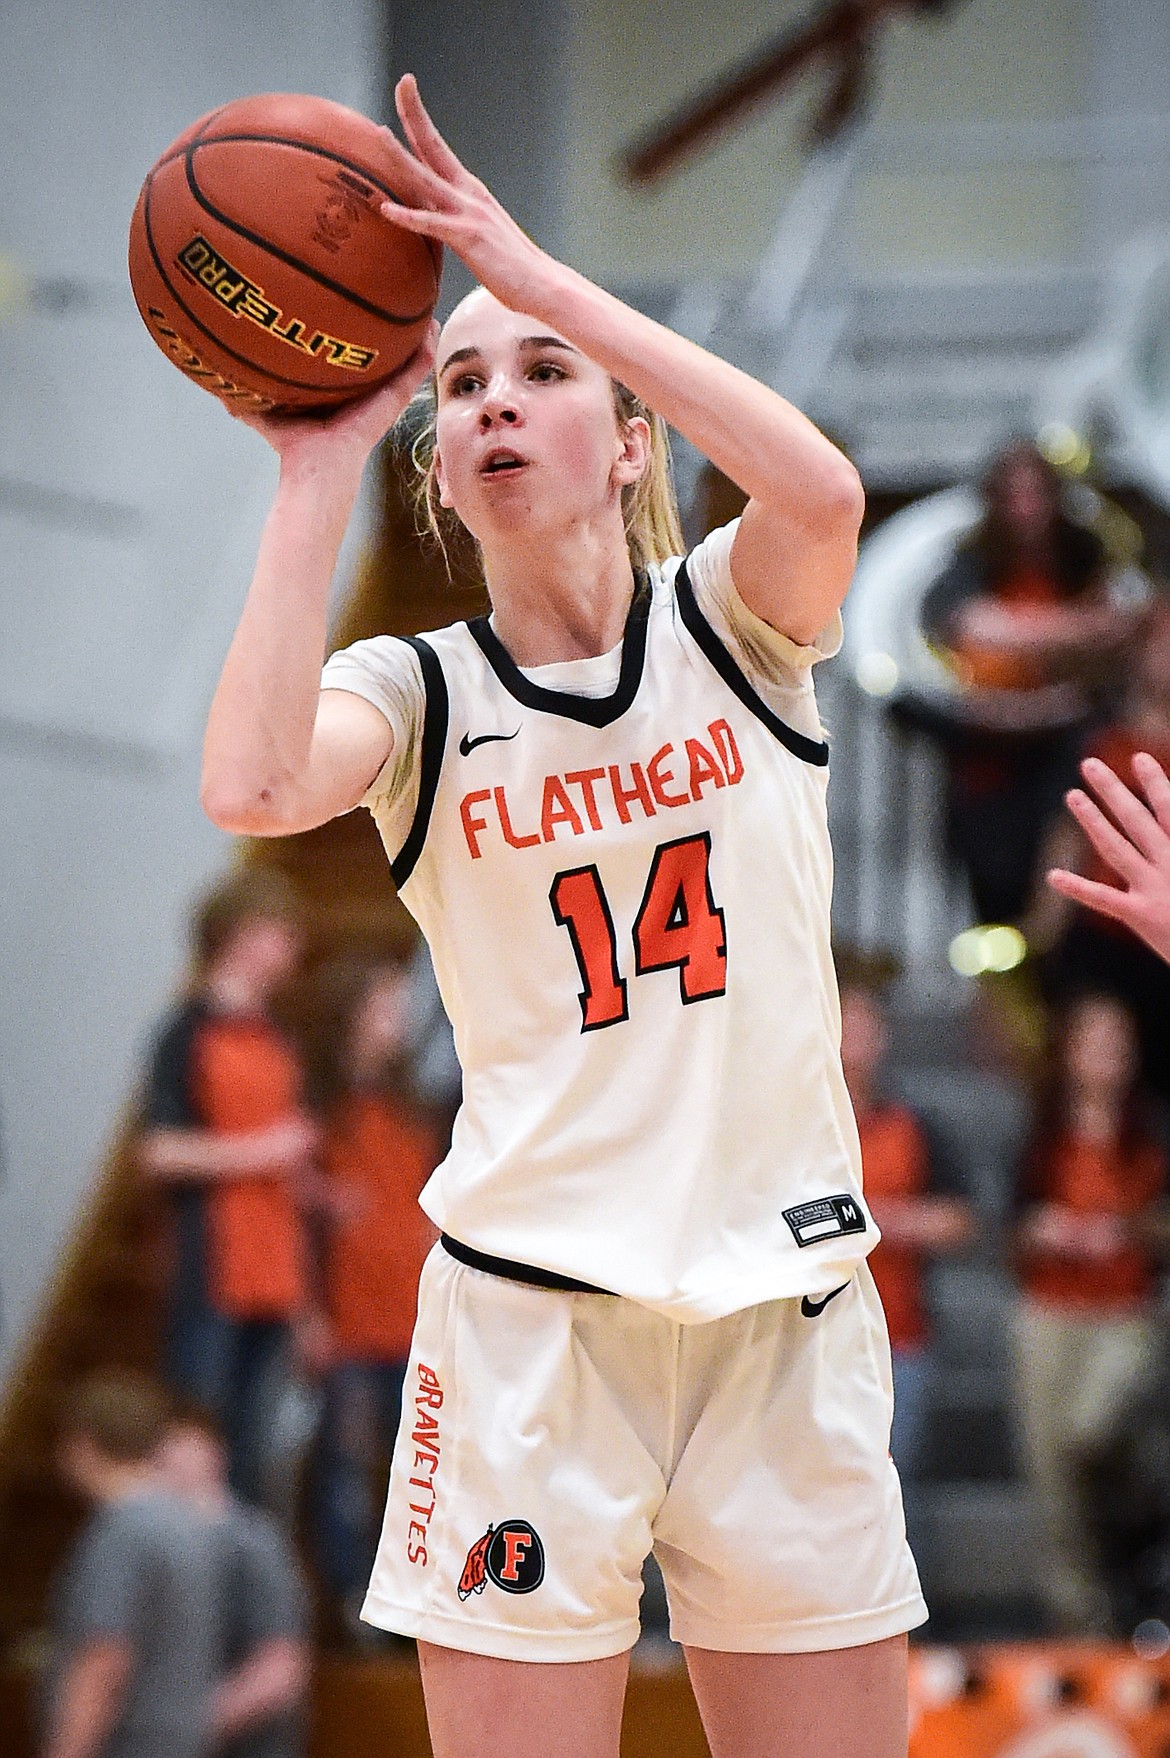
[
  {"xmin": 319, "ymin": 327, "xmax": 438, "ymax": 440},
  {"xmin": 1132, "ymin": 751, "xmax": 1170, "ymax": 835},
  {"xmin": 1046, "ymin": 868, "xmax": 1133, "ymax": 922},
  {"xmin": 1064, "ymin": 786, "xmax": 1149, "ymax": 885},
  {"xmin": 378, "ymin": 203, "xmax": 466, "ymax": 249},
  {"xmin": 1079, "ymin": 756, "xmax": 1170, "ymax": 863},
  {"xmin": 395, "ymin": 74, "xmax": 473, "ymax": 184},
  {"xmin": 378, "ymin": 128, "xmax": 461, "ymax": 213}
]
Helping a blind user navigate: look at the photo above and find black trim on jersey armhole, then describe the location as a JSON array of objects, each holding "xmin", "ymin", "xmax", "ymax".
[
  {"xmin": 673, "ymin": 557, "xmax": 830, "ymax": 767},
  {"xmin": 389, "ymin": 636, "xmax": 448, "ymax": 890},
  {"xmin": 466, "ymin": 573, "xmax": 650, "ymax": 726}
]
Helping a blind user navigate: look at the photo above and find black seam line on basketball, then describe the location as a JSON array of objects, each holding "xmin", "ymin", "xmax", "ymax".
[
  {"xmin": 184, "ymin": 140, "xmax": 438, "ymax": 327},
  {"xmin": 800, "ymin": 1282, "xmax": 850, "ymax": 1317},
  {"xmin": 672, "ymin": 557, "xmax": 830, "ymax": 767},
  {"xmin": 141, "ymin": 179, "xmax": 360, "ymax": 395},
  {"xmin": 390, "ymin": 635, "xmax": 448, "ymax": 890},
  {"xmin": 459, "ymin": 728, "xmax": 520, "ymax": 755},
  {"xmin": 466, "ymin": 575, "xmax": 651, "ymax": 727},
  {"xmin": 147, "ymin": 104, "xmax": 233, "ymax": 177}
]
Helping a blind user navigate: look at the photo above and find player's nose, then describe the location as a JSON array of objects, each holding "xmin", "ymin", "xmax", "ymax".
[{"xmin": 479, "ymin": 373, "xmax": 522, "ymax": 427}]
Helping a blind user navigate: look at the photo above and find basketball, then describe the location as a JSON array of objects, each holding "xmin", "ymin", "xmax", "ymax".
[{"xmin": 127, "ymin": 93, "xmax": 441, "ymax": 413}]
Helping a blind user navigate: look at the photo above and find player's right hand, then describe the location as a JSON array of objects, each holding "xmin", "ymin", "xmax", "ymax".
[{"xmin": 227, "ymin": 318, "xmax": 439, "ymax": 469}]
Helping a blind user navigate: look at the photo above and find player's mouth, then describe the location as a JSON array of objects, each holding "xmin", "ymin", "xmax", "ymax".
[{"xmin": 480, "ymin": 447, "xmax": 530, "ymax": 477}]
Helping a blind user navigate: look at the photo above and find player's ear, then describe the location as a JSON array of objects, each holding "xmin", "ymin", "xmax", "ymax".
[
  {"xmin": 613, "ymin": 414, "xmax": 651, "ymax": 489},
  {"xmin": 434, "ymin": 446, "xmax": 453, "ymax": 509}
]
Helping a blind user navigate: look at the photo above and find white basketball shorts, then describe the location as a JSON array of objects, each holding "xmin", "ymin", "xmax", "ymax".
[{"xmin": 363, "ymin": 1244, "xmax": 927, "ymax": 1661}]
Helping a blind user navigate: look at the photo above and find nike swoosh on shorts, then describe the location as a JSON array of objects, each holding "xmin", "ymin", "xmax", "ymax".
[{"xmin": 800, "ymin": 1282, "xmax": 850, "ymax": 1318}]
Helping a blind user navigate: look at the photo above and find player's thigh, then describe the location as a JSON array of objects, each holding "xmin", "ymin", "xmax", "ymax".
[
  {"xmin": 417, "ymin": 1640, "xmax": 630, "ymax": 1758},
  {"xmin": 684, "ymin": 1634, "xmax": 908, "ymax": 1758}
]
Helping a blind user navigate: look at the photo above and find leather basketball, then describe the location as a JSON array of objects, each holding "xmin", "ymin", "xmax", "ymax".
[{"xmin": 128, "ymin": 92, "xmax": 441, "ymax": 411}]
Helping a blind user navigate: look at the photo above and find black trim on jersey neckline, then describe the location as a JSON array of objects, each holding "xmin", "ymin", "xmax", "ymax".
[
  {"xmin": 441, "ymin": 1233, "xmax": 615, "ymax": 1296},
  {"xmin": 466, "ymin": 573, "xmax": 651, "ymax": 726},
  {"xmin": 389, "ymin": 635, "xmax": 448, "ymax": 890},
  {"xmin": 673, "ymin": 557, "xmax": 830, "ymax": 767}
]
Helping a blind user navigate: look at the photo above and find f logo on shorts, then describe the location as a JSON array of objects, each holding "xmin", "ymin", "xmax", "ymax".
[
  {"xmin": 498, "ymin": 1527, "xmax": 533, "ymax": 1581},
  {"xmin": 458, "ymin": 1519, "xmax": 546, "ymax": 1598}
]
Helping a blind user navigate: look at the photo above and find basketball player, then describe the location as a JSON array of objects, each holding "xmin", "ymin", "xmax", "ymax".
[{"xmin": 202, "ymin": 74, "xmax": 925, "ymax": 1758}]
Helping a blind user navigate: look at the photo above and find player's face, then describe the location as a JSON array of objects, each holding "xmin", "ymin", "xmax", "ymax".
[{"xmin": 432, "ymin": 290, "xmax": 648, "ymax": 551}]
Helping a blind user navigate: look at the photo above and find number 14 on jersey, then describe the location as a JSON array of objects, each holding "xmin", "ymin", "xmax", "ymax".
[{"xmin": 550, "ymin": 832, "xmax": 727, "ymax": 1031}]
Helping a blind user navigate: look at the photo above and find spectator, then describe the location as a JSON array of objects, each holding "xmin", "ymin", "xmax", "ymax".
[
  {"xmin": 306, "ymin": 955, "xmax": 439, "ymax": 1640},
  {"xmin": 137, "ymin": 869, "xmax": 319, "ymax": 1505},
  {"xmin": 156, "ymin": 1409, "xmax": 310, "ymax": 1758},
  {"xmin": 838, "ymin": 972, "xmax": 974, "ymax": 1490},
  {"xmin": 1038, "ymin": 610, "xmax": 1170, "ymax": 1097},
  {"xmin": 1013, "ymin": 993, "xmax": 1166, "ymax": 1633},
  {"xmin": 923, "ymin": 441, "xmax": 1113, "ymax": 698},
  {"xmin": 914, "ymin": 439, "xmax": 1135, "ymax": 925},
  {"xmin": 44, "ymin": 1371, "xmax": 218, "ymax": 1758}
]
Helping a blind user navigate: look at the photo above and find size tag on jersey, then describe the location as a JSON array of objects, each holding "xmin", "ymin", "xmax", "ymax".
[{"xmin": 782, "ymin": 1195, "xmax": 868, "ymax": 1248}]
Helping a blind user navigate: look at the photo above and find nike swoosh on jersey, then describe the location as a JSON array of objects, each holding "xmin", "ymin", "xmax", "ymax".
[
  {"xmin": 800, "ymin": 1282, "xmax": 850, "ymax": 1318},
  {"xmin": 459, "ymin": 728, "xmax": 521, "ymax": 755}
]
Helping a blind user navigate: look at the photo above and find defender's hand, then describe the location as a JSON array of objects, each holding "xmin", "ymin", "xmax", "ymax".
[{"xmin": 1047, "ymin": 752, "xmax": 1170, "ymax": 966}]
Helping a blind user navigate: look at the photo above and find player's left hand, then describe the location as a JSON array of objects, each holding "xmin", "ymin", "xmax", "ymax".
[{"xmin": 376, "ymin": 75, "xmax": 559, "ymax": 313}]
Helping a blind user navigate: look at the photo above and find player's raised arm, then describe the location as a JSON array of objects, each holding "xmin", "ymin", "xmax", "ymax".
[
  {"xmin": 200, "ymin": 331, "xmax": 437, "ymax": 837},
  {"xmin": 378, "ymin": 75, "xmax": 863, "ymax": 646}
]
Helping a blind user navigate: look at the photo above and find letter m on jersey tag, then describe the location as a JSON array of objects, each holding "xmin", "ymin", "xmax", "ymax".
[{"xmin": 782, "ymin": 1195, "xmax": 868, "ymax": 1248}]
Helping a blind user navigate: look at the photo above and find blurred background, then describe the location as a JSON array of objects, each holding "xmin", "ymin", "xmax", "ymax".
[{"xmin": 5, "ymin": 1, "xmax": 1170, "ymax": 1753}]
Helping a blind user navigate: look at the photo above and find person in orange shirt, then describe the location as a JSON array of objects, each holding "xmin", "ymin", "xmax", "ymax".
[
  {"xmin": 1013, "ymin": 992, "xmax": 1166, "ymax": 1633},
  {"xmin": 138, "ymin": 871, "xmax": 319, "ymax": 1505},
  {"xmin": 925, "ymin": 441, "xmax": 1116, "ymax": 700},
  {"xmin": 839, "ymin": 977, "xmax": 974, "ymax": 1505},
  {"xmin": 306, "ymin": 954, "xmax": 440, "ymax": 1639},
  {"xmin": 915, "ymin": 439, "xmax": 1135, "ymax": 926}
]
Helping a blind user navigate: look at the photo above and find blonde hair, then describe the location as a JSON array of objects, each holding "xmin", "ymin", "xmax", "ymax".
[{"xmin": 407, "ymin": 377, "xmax": 684, "ymax": 578}]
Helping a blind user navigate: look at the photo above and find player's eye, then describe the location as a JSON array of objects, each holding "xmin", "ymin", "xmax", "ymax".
[
  {"xmin": 529, "ymin": 360, "xmax": 567, "ymax": 383},
  {"xmin": 447, "ymin": 371, "xmax": 484, "ymax": 396}
]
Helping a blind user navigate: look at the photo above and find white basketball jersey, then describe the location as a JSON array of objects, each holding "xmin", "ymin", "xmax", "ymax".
[{"xmin": 365, "ymin": 555, "xmax": 876, "ymax": 1322}]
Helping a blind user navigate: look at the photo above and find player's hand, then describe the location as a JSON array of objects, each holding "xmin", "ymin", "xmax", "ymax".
[
  {"xmin": 1046, "ymin": 752, "xmax": 1170, "ymax": 966},
  {"xmin": 226, "ymin": 319, "xmax": 439, "ymax": 469},
  {"xmin": 375, "ymin": 75, "xmax": 559, "ymax": 313}
]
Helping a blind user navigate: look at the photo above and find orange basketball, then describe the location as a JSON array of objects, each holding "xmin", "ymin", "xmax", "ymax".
[{"xmin": 128, "ymin": 93, "xmax": 441, "ymax": 413}]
